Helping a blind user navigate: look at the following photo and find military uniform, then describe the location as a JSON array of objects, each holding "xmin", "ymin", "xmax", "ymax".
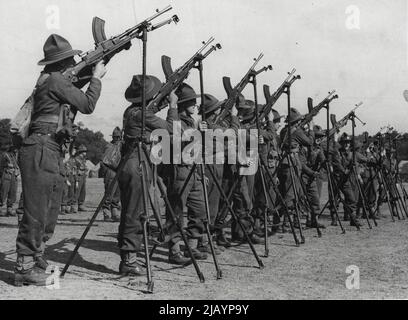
[
  {"xmin": 15, "ymin": 34, "xmax": 102, "ymax": 286},
  {"xmin": 61, "ymin": 154, "xmax": 77, "ymax": 214},
  {"xmin": 118, "ymin": 75, "xmax": 182, "ymax": 273},
  {"xmin": 0, "ymin": 149, "xmax": 20, "ymax": 216},
  {"xmin": 101, "ymin": 127, "xmax": 122, "ymax": 222},
  {"xmin": 74, "ymin": 145, "xmax": 88, "ymax": 212}
]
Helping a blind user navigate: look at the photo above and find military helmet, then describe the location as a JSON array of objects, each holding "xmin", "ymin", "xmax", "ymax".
[
  {"xmin": 125, "ymin": 75, "xmax": 162, "ymax": 104},
  {"xmin": 38, "ymin": 34, "xmax": 82, "ymax": 66},
  {"xmin": 313, "ymin": 125, "xmax": 326, "ymax": 138},
  {"xmin": 77, "ymin": 144, "xmax": 88, "ymax": 154},
  {"xmin": 272, "ymin": 109, "xmax": 283, "ymax": 123},
  {"xmin": 338, "ymin": 133, "xmax": 352, "ymax": 144},
  {"xmin": 286, "ymin": 108, "xmax": 303, "ymax": 124},
  {"xmin": 176, "ymin": 83, "xmax": 200, "ymax": 110},
  {"xmin": 112, "ymin": 127, "xmax": 122, "ymax": 138},
  {"xmin": 199, "ymin": 94, "xmax": 224, "ymax": 115}
]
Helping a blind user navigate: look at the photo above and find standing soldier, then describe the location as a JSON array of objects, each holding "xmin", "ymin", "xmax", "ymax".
[
  {"xmin": 199, "ymin": 94, "xmax": 239, "ymax": 251},
  {"xmin": 74, "ymin": 144, "xmax": 88, "ymax": 212},
  {"xmin": 252, "ymin": 108, "xmax": 282, "ymax": 237},
  {"xmin": 278, "ymin": 108, "xmax": 314, "ymax": 230},
  {"xmin": 230, "ymin": 97, "xmax": 262, "ymax": 244},
  {"xmin": 166, "ymin": 83, "xmax": 211, "ymax": 262},
  {"xmin": 101, "ymin": 127, "xmax": 122, "ymax": 222},
  {"xmin": 14, "ymin": 34, "xmax": 106, "ymax": 286},
  {"xmin": 118, "ymin": 75, "xmax": 181, "ymax": 274},
  {"xmin": 331, "ymin": 134, "xmax": 362, "ymax": 226},
  {"xmin": 61, "ymin": 150, "xmax": 76, "ymax": 214},
  {"xmin": 0, "ymin": 145, "xmax": 20, "ymax": 217}
]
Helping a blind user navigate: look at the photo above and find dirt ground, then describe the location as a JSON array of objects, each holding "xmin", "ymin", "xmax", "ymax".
[{"xmin": 1, "ymin": 178, "xmax": 408, "ymax": 300}]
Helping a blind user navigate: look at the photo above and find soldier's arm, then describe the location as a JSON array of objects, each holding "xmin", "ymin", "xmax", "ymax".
[
  {"xmin": 293, "ymin": 128, "xmax": 314, "ymax": 147},
  {"xmin": 49, "ymin": 73, "xmax": 102, "ymax": 115}
]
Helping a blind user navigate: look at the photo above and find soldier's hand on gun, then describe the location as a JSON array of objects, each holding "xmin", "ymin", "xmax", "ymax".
[
  {"xmin": 168, "ymin": 90, "xmax": 178, "ymax": 109},
  {"xmin": 198, "ymin": 121, "xmax": 208, "ymax": 131},
  {"xmin": 92, "ymin": 61, "xmax": 107, "ymax": 80}
]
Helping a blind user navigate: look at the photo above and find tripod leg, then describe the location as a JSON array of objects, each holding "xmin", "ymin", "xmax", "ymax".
[
  {"xmin": 156, "ymin": 177, "xmax": 205, "ymax": 283},
  {"xmin": 353, "ymin": 168, "xmax": 374, "ymax": 228},
  {"xmin": 139, "ymin": 149, "xmax": 154, "ymax": 293},
  {"xmin": 262, "ymin": 163, "xmax": 299, "ymax": 246},
  {"xmin": 207, "ymin": 165, "xmax": 264, "ymax": 268},
  {"xmin": 60, "ymin": 150, "xmax": 133, "ymax": 278},
  {"xmin": 379, "ymin": 171, "xmax": 396, "ymax": 222},
  {"xmin": 258, "ymin": 160, "xmax": 270, "ymax": 257},
  {"xmin": 326, "ymin": 164, "xmax": 345, "ymax": 234},
  {"xmin": 198, "ymin": 164, "xmax": 222, "ymax": 280},
  {"xmin": 288, "ymin": 162, "xmax": 305, "ymax": 244}
]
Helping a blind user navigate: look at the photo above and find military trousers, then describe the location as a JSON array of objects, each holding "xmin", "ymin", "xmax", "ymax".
[
  {"xmin": 16, "ymin": 135, "xmax": 64, "ymax": 257},
  {"xmin": 205, "ymin": 163, "xmax": 224, "ymax": 226},
  {"xmin": 1, "ymin": 172, "xmax": 17, "ymax": 208},
  {"xmin": 167, "ymin": 166, "xmax": 206, "ymax": 246},
  {"xmin": 75, "ymin": 175, "xmax": 86, "ymax": 206},
  {"xmin": 117, "ymin": 148, "xmax": 150, "ymax": 253},
  {"xmin": 103, "ymin": 167, "xmax": 121, "ymax": 211},
  {"xmin": 231, "ymin": 172, "xmax": 255, "ymax": 239}
]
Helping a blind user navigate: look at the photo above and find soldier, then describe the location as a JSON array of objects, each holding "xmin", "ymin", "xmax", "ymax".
[
  {"xmin": 230, "ymin": 98, "xmax": 262, "ymax": 244},
  {"xmin": 101, "ymin": 127, "xmax": 122, "ymax": 222},
  {"xmin": 331, "ymin": 134, "xmax": 362, "ymax": 226},
  {"xmin": 118, "ymin": 75, "xmax": 181, "ymax": 274},
  {"xmin": 61, "ymin": 150, "xmax": 77, "ymax": 214},
  {"xmin": 166, "ymin": 83, "xmax": 211, "ymax": 262},
  {"xmin": 0, "ymin": 145, "xmax": 19, "ymax": 217},
  {"xmin": 14, "ymin": 34, "xmax": 106, "ymax": 286},
  {"xmin": 299, "ymin": 125, "xmax": 325, "ymax": 229},
  {"xmin": 252, "ymin": 108, "xmax": 282, "ymax": 237},
  {"xmin": 73, "ymin": 144, "xmax": 88, "ymax": 212},
  {"xmin": 199, "ymin": 94, "xmax": 239, "ymax": 250},
  {"xmin": 278, "ymin": 108, "xmax": 314, "ymax": 230}
]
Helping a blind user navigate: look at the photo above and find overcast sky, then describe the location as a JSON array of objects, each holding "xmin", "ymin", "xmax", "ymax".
[{"xmin": 0, "ymin": 0, "xmax": 407, "ymax": 139}]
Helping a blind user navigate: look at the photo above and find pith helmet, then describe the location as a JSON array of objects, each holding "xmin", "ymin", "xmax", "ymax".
[{"xmin": 38, "ymin": 34, "xmax": 82, "ymax": 66}]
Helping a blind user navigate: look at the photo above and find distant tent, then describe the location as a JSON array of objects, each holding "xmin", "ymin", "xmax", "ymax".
[{"xmin": 86, "ymin": 160, "xmax": 100, "ymax": 178}]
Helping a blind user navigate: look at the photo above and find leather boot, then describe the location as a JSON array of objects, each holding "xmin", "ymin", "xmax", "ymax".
[
  {"xmin": 14, "ymin": 255, "xmax": 51, "ymax": 287},
  {"xmin": 60, "ymin": 206, "xmax": 67, "ymax": 215},
  {"xmin": 71, "ymin": 206, "xmax": 78, "ymax": 214},
  {"xmin": 119, "ymin": 251, "xmax": 144, "ymax": 276},
  {"xmin": 78, "ymin": 205, "xmax": 87, "ymax": 212},
  {"xmin": 111, "ymin": 208, "xmax": 121, "ymax": 222},
  {"xmin": 168, "ymin": 242, "xmax": 192, "ymax": 265},
  {"xmin": 65, "ymin": 206, "xmax": 71, "ymax": 214},
  {"xmin": 216, "ymin": 230, "xmax": 231, "ymax": 248},
  {"xmin": 7, "ymin": 207, "xmax": 16, "ymax": 217},
  {"xmin": 184, "ymin": 239, "xmax": 207, "ymax": 260},
  {"xmin": 103, "ymin": 208, "xmax": 113, "ymax": 222},
  {"xmin": 197, "ymin": 234, "xmax": 222, "ymax": 255}
]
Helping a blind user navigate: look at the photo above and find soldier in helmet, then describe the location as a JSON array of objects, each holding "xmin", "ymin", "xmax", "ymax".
[
  {"xmin": 14, "ymin": 34, "xmax": 106, "ymax": 286},
  {"xmin": 73, "ymin": 144, "xmax": 89, "ymax": 212},
  {"xmin": 278, "ymin": 108, "xmax": 314, "ymax": 230},
  {"xmin": 331, "ymin": 133, "xmax": 362, "ymax": 226},
  {"xmin": 118, "ymin": 74, "xmax": 181, "ymax": 275},
  {"xmin": 101, "ymin": 127, "xmax": 122, "ymax": 222},
  {"xmin": 0, "ymin": 144, "xmax": 20, "ymax": 217}
]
